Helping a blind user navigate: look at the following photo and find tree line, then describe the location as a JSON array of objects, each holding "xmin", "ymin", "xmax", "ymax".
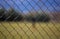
[{"xmin": 0, "ymin": 8, "xmax": 50, "ymax": 22}]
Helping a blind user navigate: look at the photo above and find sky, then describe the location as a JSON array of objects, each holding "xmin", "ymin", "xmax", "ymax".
[{"xmin": 0, "ymin": 0, "xmax": 60, "ymax": 14}]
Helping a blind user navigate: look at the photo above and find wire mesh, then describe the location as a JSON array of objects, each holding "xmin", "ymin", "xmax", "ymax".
[{"xmin": 0, "ymin": 0, "xmax": 60, "ymax": 39}]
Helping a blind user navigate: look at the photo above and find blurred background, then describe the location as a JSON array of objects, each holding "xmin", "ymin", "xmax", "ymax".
[{"xmin": 0, "ymin": 0, "xmax": 60, "ymax": 39}]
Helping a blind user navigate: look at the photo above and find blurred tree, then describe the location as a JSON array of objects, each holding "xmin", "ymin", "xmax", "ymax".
[
  {"xmin": 5, "ymin": 8, "xmax": 23, "ymax": 21},
  {"xmin": 25, "ymin": 15, "xmax": 36, "ymax": 27},
  {"xmin": 0, "ymin": 8, "xmax": 4, "ymax": 13},
  {"xmin": 0, "ymin": 8, "xmax": 23, "ymax": 21},
  {"xmin": 35, "ymin": 14, "xmax": 50, "ymax": 22},
  {"xmin": 5, "ymin": 9, "xmax": 14, "ymax": 21},
  {"xmin": 14, "ymin": 14, "xmax": 23, "ymax": 21},
  {"xmin": 0, "ymin": 8, "xmax": 5, "ymax": 21},
  {"xmin": 25, "ymin": 13, "xmax": 50, "ymax": 28}
]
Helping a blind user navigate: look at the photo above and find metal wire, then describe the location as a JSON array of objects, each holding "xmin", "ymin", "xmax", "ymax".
[{"xmin": 0, "ymin": 0, "xmax": 60, "ymax": 39}]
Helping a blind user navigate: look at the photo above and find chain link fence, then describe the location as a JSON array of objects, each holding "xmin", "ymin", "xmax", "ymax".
[{"xmin": 0, "ymin": 0, "xmax": 60, "ymax": 39}]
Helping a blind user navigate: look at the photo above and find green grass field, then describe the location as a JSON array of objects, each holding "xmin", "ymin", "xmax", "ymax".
[{"xmin": 0, "ymin": 22, "xmax": 60, "ymax": 39}]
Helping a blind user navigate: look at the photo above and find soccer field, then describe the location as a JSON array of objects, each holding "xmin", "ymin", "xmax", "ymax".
[{"xmin": 0, "ymin": 22, "xmax": 60, "ymax": 39}]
